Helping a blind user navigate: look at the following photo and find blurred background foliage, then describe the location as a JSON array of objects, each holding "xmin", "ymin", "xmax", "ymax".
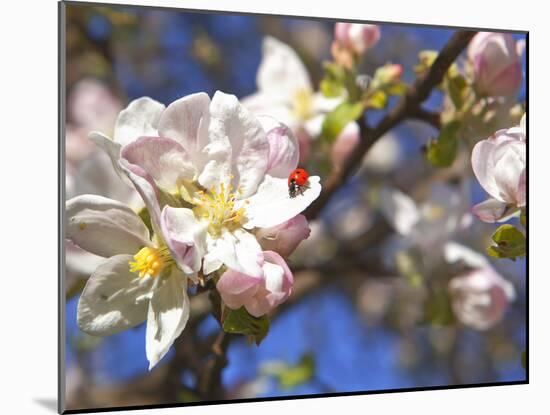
[{"xmin": 64, "ymin": 2, "xmax": 526, "ymax": 410}]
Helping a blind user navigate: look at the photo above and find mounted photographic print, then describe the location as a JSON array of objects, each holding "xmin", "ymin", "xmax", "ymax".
[{"xmin": 59, "ymin": 1, "xmax": 528, "ymax": 413}]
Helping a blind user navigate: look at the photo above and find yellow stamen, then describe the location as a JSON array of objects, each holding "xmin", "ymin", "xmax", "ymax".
[
  {"xmin": 292, "ymin": 88, "xmax": 314, "ymax": 120},
  {"xmin": 192, "ymin": 182, "xmax": 247, "ymax": 237},
  {"xmin": 129, "ymin": 246, "xmax": 173, "ymax": 278}
]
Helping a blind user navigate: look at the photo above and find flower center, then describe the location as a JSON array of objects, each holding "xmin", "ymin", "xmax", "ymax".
[
  {"xmin": 129, "ymin": 246, "xmax": 173, "ymax": 278},
  {"xmin": 192, "ymin": 182, "xmax": 248, "ymax": 237},
  {"xmin": 292, "ymin": 88, "xmax": 314, "ymax": 120}
]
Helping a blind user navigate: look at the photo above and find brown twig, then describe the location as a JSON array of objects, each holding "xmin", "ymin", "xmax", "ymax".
[{"xmin": 305, "ymin": 30, "xmax": 477, "ymax": 220}]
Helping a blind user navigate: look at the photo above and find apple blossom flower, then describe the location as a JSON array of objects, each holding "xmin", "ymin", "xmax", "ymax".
[
  {"xmin": 242, "ymin": 36, "xmax": 359, "ymax": 162},
  {"xmin": 334, "ymin": 23, "xmax": 380, "ymax": 55},
  {"xmin": 93, "ymin": 90, "xmax": 320, "ymax": 285},
  {"xmin": 467, "ymin": 32, "xmax": 523, "ymax": 97},
  {"xmin": 216, "ymin": 251, "xmax": 293, "ymax": 317},
  {"xmin": 471, "ymin": 114, "xmax": 526, "ymax": 222},
  {"xmin": 380, "ymin": 183, "xmax": 472, "ymax": 251},
  {"xmin": 66, "ymin": 194, "xmax": 204, "ymax": 369},
  {"xmin": 255, "ymin": 214, "xmax": 311, "ymax": 257},
  {"xmin": 444, "ymin": 242, "xmax": 516, "ymax": 330}
]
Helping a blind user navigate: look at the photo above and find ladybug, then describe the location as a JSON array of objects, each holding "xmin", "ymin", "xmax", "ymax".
[{"xmin": 288, "ymin": 168, "xmax": 309, "ymax": 198}]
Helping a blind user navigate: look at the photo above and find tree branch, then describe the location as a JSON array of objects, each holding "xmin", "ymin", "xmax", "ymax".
[{"xmin": 305, "ymin": 30, "xmax": 477, "ymax": 220}]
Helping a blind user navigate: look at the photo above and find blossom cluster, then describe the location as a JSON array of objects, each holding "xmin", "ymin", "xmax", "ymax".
[{"xmin": 67, "ymin": 91, "xmax": 321, "ymax": 368}]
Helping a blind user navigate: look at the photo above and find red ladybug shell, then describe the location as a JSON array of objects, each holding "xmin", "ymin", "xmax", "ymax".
[{"xmin": 288, "ymin": 168, "xmax": 309, "ymax": 187}]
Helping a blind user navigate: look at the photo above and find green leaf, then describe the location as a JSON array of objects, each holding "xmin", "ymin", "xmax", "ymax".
[
  {"xmin": 446, "ymin": 73, "xmax": 467, "ymax": 110},
  {"xmin": 262, "ymin": 353, "xmax": 315, "ymax": 389},
  {"xmin": 487, "ymin": 224, "xmax": 526, "ymax": 260},
  {"xmin": 321, "ymin": 101, "xmax": 364, "ymax": 143},
  {"xmin": 320, "ymin": 78, "xmax": 344, "ymax": 98},
  {"xmin": 66, "ymin": 277, "xmax": 88, "ymax": 300},
  {"xmin": 222, "ymin": 306, "xmax": 270, "ymax": 345},
  {"xmin": 320, "ymin": 62, "xmax": 346, "ymax": 98},
  {"xmin": 414, "ymin": 50, "xmax": 438, "ymax": 76},
  {"xmin": 395, "ymin": 250, "xmax": 424, "ymax": 288},
  {"xmin": 521, "ymin": 350, "xmax": 527, "ymax": 370},
  {"xmin": 426, "ymin": 120, "xmax": 461, "ymax": 167},
  {"xmin": 520, "ymin": 209, "xmax": 526, "ymax": 228},
  {"xmin": 365, "ymin": 90, "xmax": 388, "ymax": 109},
  {"xmin": 385, "ymin": 82, "xmax": 408, "ymax": 96},
  {"xmin": 424, "ymin": 288, "xmax": 455, "ymax": 326},
  {"xmin": 137, "ymin": 207, "xmax": 154, "ymax": 236}
]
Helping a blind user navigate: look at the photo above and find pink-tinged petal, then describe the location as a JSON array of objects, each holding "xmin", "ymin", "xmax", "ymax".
[
  {"xmin": 160, "ymin": 207, "xmax": 206, "ymax": 278},
  {"xmin": 449, "ymin": 267, "xmax": 515, "ymax": 330},
  {"xmin": 335, "ymin": 23, "xmax": 380, "ymax": 54},
  {"xmin": 205, "ymin": 91, "xmax": 270, "ymax": 198},
  {"xmin": 119, "ymin": 158, "xmax": 162, "ymax": 235},
  {"xmin": 468, "ymin": 32, "xmax": 521, "ymax": 97},
  {"xmin": 256, "ymin": 36, "xmax": 312, "ymax": 99},
  {"xmin": 121, "ymin": 136, "xmax": 196, "ymax": 192},
  {"xmin": 77, "ymin": 254, "xmax": 152, "ymax": 336},
  {"xmin": 265, "ymin": 125, "xmax": 299, "ymax": 178},
  {"xmin": 471, "ymin": 137, "xmax": 502, "ymax": 202},
  {"xmin": 471, "ymin": 198, "xmax": 508, "ymax": 223},
  {"xmin": 244, "ymin": 175, "xmax": 321, "ymax": 229},
  {"xmin": 114, "ymin": 97, "xmax": 165, "ymax": 146},
  {"xmin": 157, "ymin": 92, "xmax": 211, "ymax": 156},
  {"xmin": 263, "ymin": 250, "xmax": 294, "ymax": 298},
  {"xmin": 219, "ymin": 250, "xmax": 294, "ymax": 317},
  {"xmin": 255, "ymin": 214, "xmax": 311, "ymax": 257},
  {"xmin": 216, "ymin": 270, "xmax": 261, "ymax": 309},
  {"xmin": 146, "ymin": 269, "xmax": 189, "ymax": 370},
  {"xmin": 66, "ymin": 195, "xmax": 151, "ymax": 257}
]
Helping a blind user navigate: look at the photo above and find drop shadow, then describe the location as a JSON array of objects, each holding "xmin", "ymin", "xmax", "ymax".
[{"xmin": 34, "ymin": 398, "xmax": 58, "ymax": 413}]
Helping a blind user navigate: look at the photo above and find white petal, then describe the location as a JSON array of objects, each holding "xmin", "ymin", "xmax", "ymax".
[
  {"xmin": 121, "ymin": 136, "xmax": 196, "ymax": 192},
  {"xmin": 157, "ymin": 92, "xmax": 211, "ymax": 156},
  {"xmin": 66, "ymin": 195, "xmax": 151, "ymax": 257},
  {"xmin": 257, "ymin": 36, "xmax": 312, "ymax": 99},
  {"xmin": 114, "ymin": 97, "xmax": 165, "ymax": 146},
  {"xmin": 77, "ymin": 255, "xmax": 152, "ymax": 336},
  {"xmin": 119, "ymin": 159, "xmax": 163, "ymax": 236},
  {"xmin": 262, "ymin": 261, "xmax": 285, "ymax": 294},
  {"xmin": 378, "ymin": 187, "xmax": 421, "ymax": 236},
  {"xmin": 244, "ymin": 175, "xmax": 322, "ymax": 229},
  {"xmin": 205, "ymin": 91, "xmax": 270, "ymax": 198},
  {"xmin": 160, "ymin": 207, "xmax": 207, "ymax": 278},
  {"xmin": 207, "ymin": 229, "xmax": 263, "ymax": 278},
  {"xmin": 88, "ymin": 131, "xmax": 129, "ymax": 184},
  {"xmin": 146, "ymin": 270, "xmax": 189, "ymax": 370},
  {"xmin": 443, "ymin": 242, "xmax": 490, "ymax": 269}
]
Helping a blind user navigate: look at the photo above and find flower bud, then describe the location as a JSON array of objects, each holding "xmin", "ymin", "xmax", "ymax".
[
  {"xmin": 467, "ymin": 32, "xmax": 522, "ymax": 97},
  {"xmin": 217, "ymin": 251, "xmax": 294, "ymax": 317},
  {"xmin": 449, "ymin": 267, "xmax": 515, "ymax": 330},
  {"xmin": 334, "ymin": 23, "xmax": 380, "ymax": 55},
  {"xmin": 373, "ymin": 63, "xmax": 403, "ymax": 86},
  {"xmin": 255, "ymin": 214, "xmax": 311, "ymax": 257},
  {"xmin": 471, "ymin": 121, "xmax": 526, "ymax": 222}
]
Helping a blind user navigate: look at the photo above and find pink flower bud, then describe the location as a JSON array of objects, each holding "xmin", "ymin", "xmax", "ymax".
[
  {"xmin": 471, "ymin": 122, "xmax": 526, "ymax": 222},
  {"xmin": 330, "ymin": 122, "xmax": 360, "ymax": 169},
  {"xmin": 449, "ymin": 267, "xmax": 515, "ymax": 330},
  {"xmin": 255, "ymin": 214, "xmax": 311, "ymax": 257},
  {"xmin": 265, "ymin": 125, "xmax": 299, "ymax": 178},
  {"xmin": 334, "ymin": 23, "xmax": 380, "ymax": 55},
  {"xmin": 217, "ymin": 251, "xmax": 294, "ymax": 317},
  {"xmin": 467, "ymin": 32, "xmax": 522, "ymax": 97}
]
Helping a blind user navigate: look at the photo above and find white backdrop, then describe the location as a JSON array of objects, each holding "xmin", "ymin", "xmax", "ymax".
[{"xmin": 1, "ymin": 0, "xmax": 544, "ymax": 414}]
